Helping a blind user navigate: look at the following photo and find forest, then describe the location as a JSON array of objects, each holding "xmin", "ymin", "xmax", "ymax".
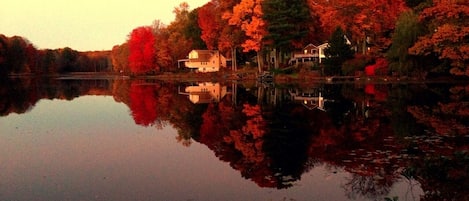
[{"xmin": 0, "ymin": 0, "xmax": 467, "ymax": 77}]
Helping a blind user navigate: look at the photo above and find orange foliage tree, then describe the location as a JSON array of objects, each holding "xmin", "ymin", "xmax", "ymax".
[
  {"xmin": 111, "ymin": 43, "xmax": 129, "ymax": 73},
  {"xmin": 409, "ymin": 0, "xmax": 469, "ymax": 75},
  {"xmin": 226, "ymin": 0, "xmax": 267, "ymax": 71},
  {"xmin": 166, "ymin": 3, "xmax": 196, "ymax": 67},
  {"xmin": 128, "ymin": 26, "xmax": 156, "ymax": 74},
  {"xmin": 151, "ymin": 20, "xmax": 173, "ymax": 71},
  {"xmin": 198, "ymin": 1, "xmax": 222, "ymax": 50},
  {"xmin": 308, "ymin": 0, "xmax": 407, "ymax": 53},
  {"xmin": 199, "ymin": 0, "xmax": 244, "ymax": 56}
]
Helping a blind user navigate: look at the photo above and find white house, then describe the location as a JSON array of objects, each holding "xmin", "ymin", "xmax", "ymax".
[
  {"xmin": 290, "ymin": 43, "xmax": 329, "ymax": 65},
  {"xmin": 184, "ymin": 50, "xmax": 227, "ymax": 72},
  {"xmin": 290, "ymin": 35, "xmax": 352, "ymax": 65},
  {"xmin": 317, "ymin": 43, "xmax": 329, "ymax": 64}
]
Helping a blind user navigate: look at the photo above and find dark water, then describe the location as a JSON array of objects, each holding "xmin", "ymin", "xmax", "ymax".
[{"xmin": 0, "ymin": 77, "xmax": 468, "ymax": 201}]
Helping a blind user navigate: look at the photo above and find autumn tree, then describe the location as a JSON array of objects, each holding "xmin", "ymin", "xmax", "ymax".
[
  {"xmin": 308, "ymin": 0, "xmax": 407, "ymax": 54},
  {"xmin": 128, "ymin": 26, "xmax": 156, "ymax": 74},
  {"xmin": 324, "ymin": 27, "xmax": 354, "ymax": 75},
  {"xmin": 227, "ymin": 0, "xmax": 267, "ymax": 72},
  {"xmin": 166, "ymin": 3, "xmax": 196, "ymax": 67},
  {"xmin": 0, "ymin": 35, "xmax": 9, "ymax": 76},
  {"xmin": 409, "ymin": 0, "xmax": 469, "ymax": 76},
  {"xmin": 262, "ymin": 0, "xmax": 313, "ymax": 68},
  {"xmin": 40, "ymin": 49, "xmax": 58, "ymax": 74},
  {"xmin": 7, "ymin": 36, "xmax": 28, "ymax": 74},
  {"xmin": 199, "ymin": 0, "xmax": 242, "ymax": 57},
  {"xmin": 58, "ymin": 47, "xmax": 79, "ymax": 72},
  {"xmin": 111, "ymin": 43, "xmax": 130, "ymax": 73},
  {"xmin": 151, "ymin": 20, "xmax": 173, "ymax": 71},
  {"xmin": 217, "ymin": 0, "xmax": 245, "ymax": 57},
  {"xmin": 198, "ymin": 1, "xmax": 221, "ymax": 50},
  {"xmin": 25, "ymin": 44, "xmax": 39, "ymax": 73}
]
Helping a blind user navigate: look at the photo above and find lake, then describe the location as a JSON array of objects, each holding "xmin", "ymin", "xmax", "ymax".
[{"xmin": 0, "ymin": 77, "xmax": 468, "ymax": 201}]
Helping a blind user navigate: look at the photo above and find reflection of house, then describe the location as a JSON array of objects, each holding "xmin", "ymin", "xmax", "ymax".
[
  {"xmin": 289, "ymin": 88, "xmax": 326, "ymax": 111},
  {"xmin": 183, "ymin": 82, "xmax": 227, "ymax": 104},
  {"xmin": 184, "ymin": 50, "xmax": 227, "ymax": 72}
]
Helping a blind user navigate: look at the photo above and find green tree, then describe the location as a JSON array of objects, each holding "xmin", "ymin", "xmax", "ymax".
[
  {"xmin": 324, "ymin": 27, "xmax": 354, "ymax": 75},
  {"xmin": 387, "ymin": 10, "xmax": 424, "ymax": 76},
  {"xmin": 262, "ymin": 0, "xmax": 312, "ymax": 68},
  {"xmin": 185, "ymin": 8, "xmax": 206, "ymax": 50}
]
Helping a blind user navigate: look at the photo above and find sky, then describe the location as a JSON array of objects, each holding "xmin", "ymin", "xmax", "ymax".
[{"xmin": 0, "ymin": 0, "xmax": 209, "ymax": 51}]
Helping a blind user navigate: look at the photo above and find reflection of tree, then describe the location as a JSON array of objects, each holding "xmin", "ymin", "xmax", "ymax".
[
  {"xmin": 263, "ymin": 103, "xmax": 319, "ymax": 188},
  {"xmin": 407, "ymin": 85, "xmax": 469, "ymax": 135},
  {"xmin": 4, "ymin": 79, "xmax": 469, "ymax": 199},
  {"xmin": 306, "ymin": 84, "xmax": 408, "ymax": 199},
  {"xmin": 345, "ymin": 174, "xmax": 393, "ymax": 200},
  {"xmin": 0, "ymin": 78, "xmax": 35, "ymax": 116},
  {"xmin": 414, "ymin": 153, "xmax": 469, "ymax": 201},
  {"xmin": 129, "ymin": 81, "xmax": 159, "ymax": 126},
  {"xmin": 197, "ymin": 101, "xmax": 277, "ymax": 187},
  {"xmin": 0, "ymin": 78, "xmax": 112, "ymax": 117}
]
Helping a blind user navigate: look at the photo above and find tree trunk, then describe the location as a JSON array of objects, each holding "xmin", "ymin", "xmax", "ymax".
[
  {"xmin": 257, "ymin": 51, "xmax": 264, "ymax": 73},
  {"xmin": 274, "ymin": 48, "xmax": 280, "ymax": 69}
]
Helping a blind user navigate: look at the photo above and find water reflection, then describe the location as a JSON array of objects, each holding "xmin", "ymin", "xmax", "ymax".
[
  {"xmin": 1, "ymin": 77, "xmax": 468, "ymax": 200},
  {"xmin": 180, "ymin": 82, "xmax": 228, "ymax": 104}
]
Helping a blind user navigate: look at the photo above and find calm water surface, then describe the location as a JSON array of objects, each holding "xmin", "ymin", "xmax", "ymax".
[{"xmin": 1, "ymin": 78, "xmax": 468, "ymax": 201}]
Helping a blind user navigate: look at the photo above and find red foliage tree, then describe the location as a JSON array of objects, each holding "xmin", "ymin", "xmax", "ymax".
[
  {"xmin": 128, "ymin": 26, "xmax": 156, "ymax": 74},
  {"xmin": 198, "ymin": 2, "xmax": 221, "ymax": 50}
]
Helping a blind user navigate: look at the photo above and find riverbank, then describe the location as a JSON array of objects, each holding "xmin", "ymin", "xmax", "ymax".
[{"xmin": 7, "ymin": 71, "xmax": 469, "ymax": 84}]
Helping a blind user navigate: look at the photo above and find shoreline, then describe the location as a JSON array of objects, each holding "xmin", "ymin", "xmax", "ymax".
[{"xmin": 6, "ymin": 71, "xmax": 469, "ymax": 84}]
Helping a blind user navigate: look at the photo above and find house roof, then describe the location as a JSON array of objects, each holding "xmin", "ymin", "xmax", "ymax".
[
  {"xmin": 189, "ymin": 50, "xmax": 219, "ymax": 62},
  {"xmin": 317, "ymin": 43, "xmax": 329, "ymax": 48},
  {"xmin": 304, "ymin": 43, "xmax": 318, "ymax": 49}
]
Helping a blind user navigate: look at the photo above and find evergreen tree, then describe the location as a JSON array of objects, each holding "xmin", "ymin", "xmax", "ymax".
[
  {"xmin": 262, "ymin": 0, "xmax": 312, "ymax": 68},
  {"xmin": 324, "ymin": 27, "xmax": 354, "ymax": 75},
  {"xmin": 387, "ymin": 11, "xmax": 424, "ymax": 75}
]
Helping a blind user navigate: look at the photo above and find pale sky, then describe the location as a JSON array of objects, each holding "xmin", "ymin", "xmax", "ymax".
[{"xmin": 0, "ymin": 0, "xmax": 209, "ymax": 51}]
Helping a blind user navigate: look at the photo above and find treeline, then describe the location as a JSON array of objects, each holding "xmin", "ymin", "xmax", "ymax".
[
  {"xmin": 0, "ymin": 34, "xmax": 111, "ymax": 76},
  {"xmin": 111, "ymin": 0, "xmax": 468, "ymax": 76}
]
